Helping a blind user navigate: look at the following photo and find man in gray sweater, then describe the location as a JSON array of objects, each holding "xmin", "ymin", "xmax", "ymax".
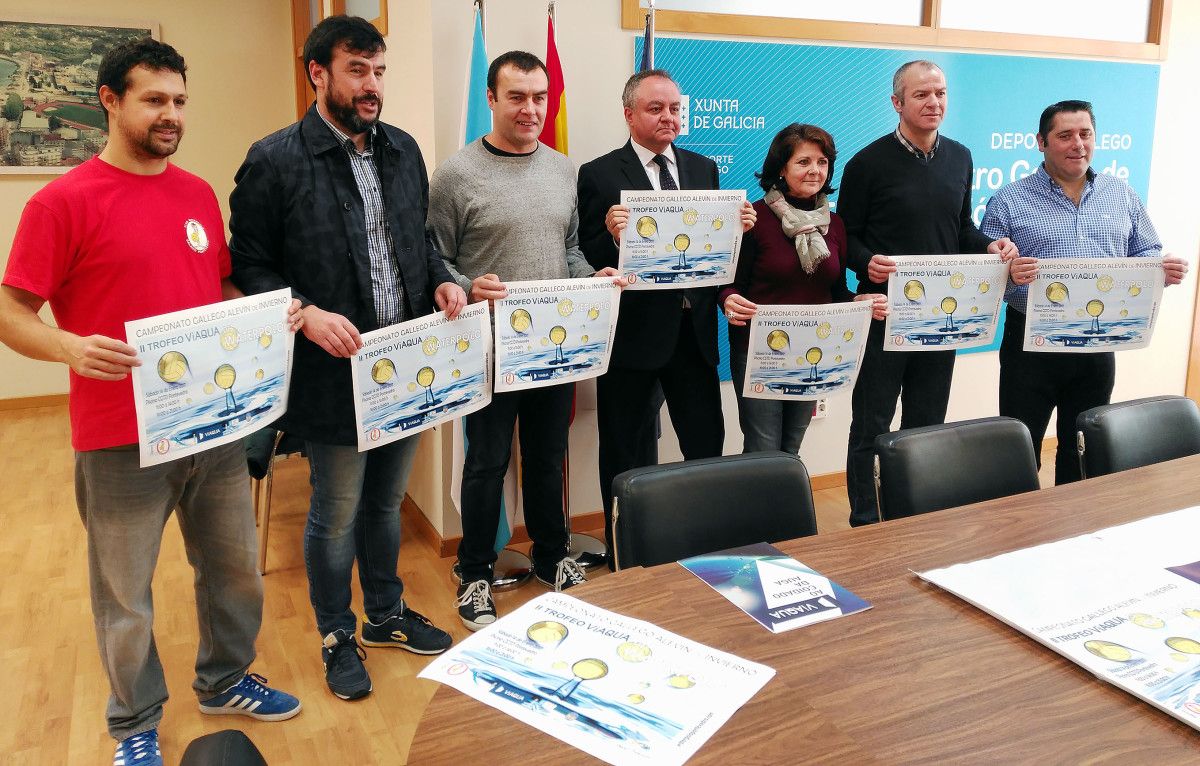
[{"xmin": 429, "ymin": 50, "xmax": 620, "ymax": 631}]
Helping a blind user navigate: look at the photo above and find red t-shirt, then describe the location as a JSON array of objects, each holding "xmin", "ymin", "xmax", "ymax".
[{"xmin": 4, "ymin": 157, "xmax": 231, "ymax": 451}]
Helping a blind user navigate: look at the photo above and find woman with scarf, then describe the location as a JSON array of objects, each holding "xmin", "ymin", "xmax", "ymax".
[{"xmin": 720, "ymin": 123, "xmax": 887, "ymax": 454}]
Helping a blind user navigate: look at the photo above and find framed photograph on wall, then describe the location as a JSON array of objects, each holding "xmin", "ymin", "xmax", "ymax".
[{"xmin": 0, "ymin": 17, "xmax": 157, "ymax": 175}]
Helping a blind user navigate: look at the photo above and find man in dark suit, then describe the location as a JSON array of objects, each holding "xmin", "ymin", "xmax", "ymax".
[{"xmin": 578, "ymin": 69, "xmax": 754, "ymax": 567}]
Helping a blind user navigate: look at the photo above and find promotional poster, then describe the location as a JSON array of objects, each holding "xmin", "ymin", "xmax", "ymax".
[
  {"xmin": 618, "ymin": 189, "xmax": 745, "ymax": 290},
  {"xmin": 126, "ymin": 289, "xmax": 293, "ymax": 467},
  {"xmin": 743, "ymin": 301, "xmax": 872, "ymax": 400},
  {"xmin": 884, "ymin": 255, "xmax": 1009, "ymax": 351},
  {"xmin": 494, "ymin": 278, "xmax": 621, "ymax": 392},
  {"xmin": 1023, "ymin": 257, "xmax": 1163, "ymax": 352},
  {"xmin": 350, "ymin": 303, "xmax": 492, "ymax": 451},
  {"xmin": 419, "ymin": 593, "xmax": 775, "ymax": 766},
  {"xmin": 920, "ymin": 507, "xmax": 1200, "ymax": 731}
]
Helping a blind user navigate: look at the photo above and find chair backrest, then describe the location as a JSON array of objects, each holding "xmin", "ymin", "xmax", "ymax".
[
  {"xmin": 874, "ymin": 416, "xmax": 1040, "ymax": 522},
  {"xmin": 611, "ymin": 452, "xmax": 818, "ymax": 570},
  {"xmin": 1076, "ymin": 395, "xmax": 1200, "ymax": 479}
]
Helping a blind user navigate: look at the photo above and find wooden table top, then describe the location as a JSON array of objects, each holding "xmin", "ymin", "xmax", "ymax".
[{"xmin": 411, "ymin": 456, "xmax": 1200, "ymax": 764}]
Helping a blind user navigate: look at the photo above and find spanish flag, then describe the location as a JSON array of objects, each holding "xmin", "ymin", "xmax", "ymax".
[{"xmin": 539, "ymin": 7, "xmax": 567, "ymax": 154}]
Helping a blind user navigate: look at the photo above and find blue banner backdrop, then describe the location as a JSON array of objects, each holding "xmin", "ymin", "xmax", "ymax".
[{"xmin": 636, "ymin": 36, "xmax": 1161, "ymax": 377}]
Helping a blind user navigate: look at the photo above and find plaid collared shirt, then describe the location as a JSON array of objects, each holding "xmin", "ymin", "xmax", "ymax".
[
  {"xmin": 981, "ymin": 165, "xmax": 1162, "ymax": 313},
  {"xmin": 318, "ymin": 112, "xmax": 406, "ymax": 326},
  {"xmin": 894, "ymin": 126, "xmax": 940, "ymax": 164}
]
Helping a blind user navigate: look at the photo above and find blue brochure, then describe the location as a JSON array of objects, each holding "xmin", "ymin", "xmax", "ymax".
[{"xmin": 680, "ymin": 542, "xmax": 871, "ymax": 633}]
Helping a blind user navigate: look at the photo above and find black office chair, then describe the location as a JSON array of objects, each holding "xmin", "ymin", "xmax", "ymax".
[
  {"xmin": 1076, "ymin": 395, "xmax": 1200, "ymax": 479},
  {"xmin": 245, "ymin": 427, "xmax": 305, "ymax": 574},
  {"xmin": 180, "ymin": 730, "xmax": 267, "ymax": 766},
  {"xmin": 874, "ymin": 417, "xmax": 1040, "ymax": 522},
  {"xmin": 610, "ymin": 452, "xmax": 818, "ymax": 570}
]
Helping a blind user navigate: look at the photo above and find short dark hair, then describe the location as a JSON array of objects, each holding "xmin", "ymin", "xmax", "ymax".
[
  {"xmin": 1038, "ymin": 100, "xmax": 1096, "ymax": 139},
  {"xmin": 756, "ymin": 123, "xmax": 838, "ymax": 196},
  {"xmin": 486, "ymin": 50, "xmax": 548, "ymax": 94},
  {"xmin": 96, "ymin": 38, "xmax": 186, "ymax": 123},
  {"xmin": 303, "ymin": 15, "xmax": 386, "ymax": 90},
  {"xmin": 622, "ymin": 69, "xmax": 676, "ymax": 109}
]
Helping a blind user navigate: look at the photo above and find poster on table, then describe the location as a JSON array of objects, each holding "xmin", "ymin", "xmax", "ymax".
[
  {"xmin": 126, "ymin": 288, "xmax": 293, "ymax": 467},
  {"xmin": 743, "ymin": 301, "xmax": 872, "ymax": 400},
  {"xmin": 681, "ymin": 542, "xmax": 872, "ymax": 633},
  {"xmin": 918, "ymin": 506, "xmax": 1200, "ymax": 731},
  {"xmin": 617, "ymin": 189, "xmax": 745, "ymax": 290},
  {"xmin": 418, "ymin": 592, "xmax": 775, "ymax": 766},
  {"xmin": 350, "ymin": 303, "xmax": 491, "ymax": 451},
  {"xmin": 494, "ymin": 278, "xmax": 620, "ymax": 392},
  {"xmin": 1023, "ymin": 257, "xmax": 1164, "ymax": 353},
  {"xmin": 884, "ymin": 255, "xmax": 1009, "ymax": 351}
]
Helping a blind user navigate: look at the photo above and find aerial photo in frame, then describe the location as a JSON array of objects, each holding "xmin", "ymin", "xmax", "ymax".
[{"xmin": 0, "ymin": 18, "xmax": 155, "ymax": 173}]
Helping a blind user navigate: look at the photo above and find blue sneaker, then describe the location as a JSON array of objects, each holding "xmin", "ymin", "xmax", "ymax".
[
  {"xmin": 113, "ymin": 729, "xmax": 161, "ymax": 766},
  {"xmin": 199, "ymin": 672, "xmax": 302, "ymax": 721}
]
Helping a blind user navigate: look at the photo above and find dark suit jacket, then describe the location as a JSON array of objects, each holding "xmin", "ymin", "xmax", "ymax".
[
  {"xmin": 577, "ymin": 141, "xmax": 720, "ymax": 370},
  {"xmin": 229, "ymin": 105, "xmax": 455, "ymax": 445}
]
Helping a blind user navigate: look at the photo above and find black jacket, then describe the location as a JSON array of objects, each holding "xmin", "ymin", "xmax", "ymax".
[
  {"xmin": 229, "ymin": 105, "xmax": 455, "ymax": 444},
  {"xmin": 577, "ymin": 140, "xmax": 721, "ymax": 369}
]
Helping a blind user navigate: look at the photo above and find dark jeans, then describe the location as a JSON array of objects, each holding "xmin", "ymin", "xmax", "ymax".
[
  {"xmin": 596, "ymin": 315, "xmax": 724, "ymax": 560},
  {"xmin": 728, "ymin": 342, "xmax": 814, "ymax": 454},
  {"xmin": 846, "ymin": 319, "xmax": 955, "ymax": 527},
  {"xmin": 458, "ymin": 384, "xmax": 574, "ymax": 582},
  {"xmin": 999, "ymin": 305, "xmax": 1115, "ymax": 485},
  {"xmin": 303, "ymin": 437, "xmax": 418, "ymax": 637}
]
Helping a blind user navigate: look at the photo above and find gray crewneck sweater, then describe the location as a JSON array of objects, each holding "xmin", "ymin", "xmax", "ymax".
[{"xmin": 428, "ymin": 139, "xmax": 594, "ymax": 293}]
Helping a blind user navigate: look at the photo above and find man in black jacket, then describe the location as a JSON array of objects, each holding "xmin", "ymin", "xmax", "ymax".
[
  {"xmin": 229, "ymin": 15, "xmax": 466, "ymax": 701},
  {"xmin": 578, "ymin": 70, "xmax": 753, "ymax": 567}
]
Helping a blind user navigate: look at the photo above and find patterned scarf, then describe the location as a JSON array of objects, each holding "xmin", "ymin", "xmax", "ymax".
[{"xmin": 763, "ymin": 189, "xmax": 831, "ymax": 274}]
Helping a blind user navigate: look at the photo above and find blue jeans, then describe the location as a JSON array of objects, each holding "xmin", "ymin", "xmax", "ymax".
[
  {"xmin": 303, "ymin": 436, "xmax": 419, "ymax": 637},
  {"xmin": 75, "ymin": 441, "xmax": 262, "ymax": 741},
  {"xmin": 729, "ymin": 343, "xmax": 814, "ymax": 454}
]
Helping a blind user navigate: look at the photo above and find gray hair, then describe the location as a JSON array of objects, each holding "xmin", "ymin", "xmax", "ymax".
[
  {"xmin": 622, "ymin": 69, "xmax": 677, "ymax": 109},
  {"xmin": 892, "ymin": 60, "xmax": 943, "ymax": 102}
]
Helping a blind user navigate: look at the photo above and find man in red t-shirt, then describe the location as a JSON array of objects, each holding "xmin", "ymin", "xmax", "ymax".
[{"xmin": 0, "ymin": 39, "xmax": 300, "ymax": 766}]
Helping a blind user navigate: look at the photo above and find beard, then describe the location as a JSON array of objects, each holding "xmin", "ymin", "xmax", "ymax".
[
  {"xmin": 325, "ymin": 89, "xmax": 381, "ymax": 135},
  {"xmin": 133, "ymin": 121, "xmax": 181, "ymax": 158}
]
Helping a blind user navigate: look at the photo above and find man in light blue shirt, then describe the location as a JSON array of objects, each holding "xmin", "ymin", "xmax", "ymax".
[{"xmin": 982, "ymin": 100, "xmax": 1187, "ymax": 484}]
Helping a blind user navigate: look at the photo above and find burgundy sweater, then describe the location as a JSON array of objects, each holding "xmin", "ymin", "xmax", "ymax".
[{"xmin": 720, "ymin": 197, "xmax": 853, "ymax": 352}]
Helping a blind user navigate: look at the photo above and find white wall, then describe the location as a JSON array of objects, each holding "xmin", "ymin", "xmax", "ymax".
[{"xmin": 425, "ymin": 0, "xmax": 1199, "ymax": 481}]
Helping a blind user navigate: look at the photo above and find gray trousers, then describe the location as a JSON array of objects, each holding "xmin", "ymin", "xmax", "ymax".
[{"xmin": 75, "ymin": 441, "xmax": 262, "ymax": 741}]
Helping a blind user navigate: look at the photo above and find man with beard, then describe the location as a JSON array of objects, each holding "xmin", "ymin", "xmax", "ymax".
[
  {"xmin": 0, "ymin": 39, "xmax": 300, "ymax": 766},
  {"xmin": 230, "ymin": 15, "xmax": 466, "ymax": 701}
]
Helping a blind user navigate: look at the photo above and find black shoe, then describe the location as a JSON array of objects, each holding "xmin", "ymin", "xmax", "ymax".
[
  {"xmin": 361, "ymin": 605, "xmax": 452, "ymax": 655},
  {"xmin": 456, "ymin": 579, "xmax": 497, "ymax": 632},
  {"xmin": 535, "ymin": 557, "xmax": 587, "ymax": 592},
  {"xmin": 321, "ymin": 630, "xmax": 370, "ymax": 700}
]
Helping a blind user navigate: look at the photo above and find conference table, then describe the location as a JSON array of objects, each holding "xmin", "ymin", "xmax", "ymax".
[{"xmin": 410, "ymin": 456, "xmax": 1200, "ymax": 763}]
